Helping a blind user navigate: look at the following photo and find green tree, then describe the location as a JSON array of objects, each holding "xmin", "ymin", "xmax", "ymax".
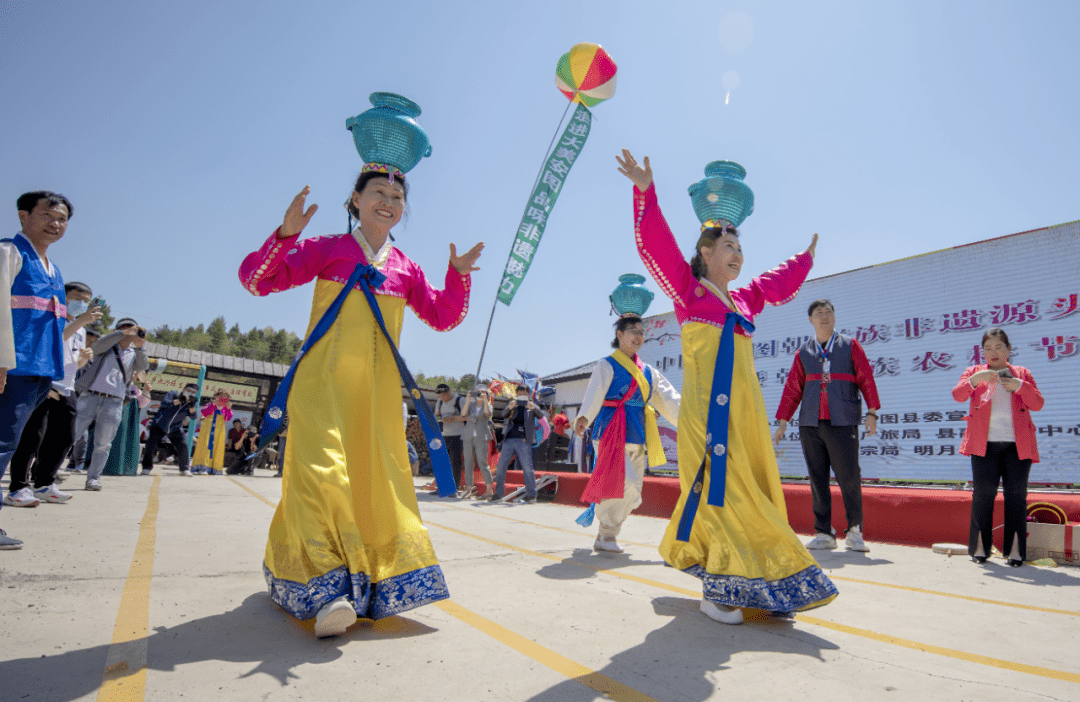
[{"xmin": 207, "ymin": 317, "xmax": 227, "ymax": 354}]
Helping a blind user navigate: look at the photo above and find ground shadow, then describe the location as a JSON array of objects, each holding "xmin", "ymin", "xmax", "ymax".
[
  {"xmin": 977, "ymin": 561, "xmax": 1080, "ymax": 587},
  {"xmin": 535, "ymin": 548, "xmax": 668, "ymax": 581},
  {"xmin": 0, "ymin": 592, "xmax": 438, "ymax": 702},
  {"xmin": 525, "ymin": 596, "xmax": 841, "ymax": 702},
  {"xmin": 812, "ymin": 549, "xmax": 894, "ymax": 570}
]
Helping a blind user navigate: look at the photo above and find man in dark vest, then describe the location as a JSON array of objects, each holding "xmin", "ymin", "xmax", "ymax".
[{"xmin": 774, "ymin": 299, "xmax": 881, "ymax": 552}]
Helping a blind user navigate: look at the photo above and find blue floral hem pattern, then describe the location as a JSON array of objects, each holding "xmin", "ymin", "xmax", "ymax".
[
  {"xmin": 264, "ymin": 562, "xmax": 450, "ymax": 621},
  {"xmin": 684, "ymin": 564, "xmax": 838, "ymax": 613}
]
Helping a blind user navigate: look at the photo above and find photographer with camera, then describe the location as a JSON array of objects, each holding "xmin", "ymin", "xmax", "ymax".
[
  {"xmin": 459, "ymin": 384, "xmax": 494, "ymax": 499},
  {"xmin": 73, "ymin": 318, "xmax": 148, "ymax": 490},
  {"xmin": 226, "ymin": 422, "xmax": 260, "ymax": 475},
  {"xmin": 953, "ymin": 328, "xmax": 1044, "ymax": 567},
  {"xmin": 142, "ymin": 381, "xmax": 199, "ymax": 476}
]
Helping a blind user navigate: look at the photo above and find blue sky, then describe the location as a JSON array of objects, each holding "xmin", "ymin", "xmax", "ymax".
[{"xmin": 2, "ymin": 0, "xmax": 1077, "ymax": 381}]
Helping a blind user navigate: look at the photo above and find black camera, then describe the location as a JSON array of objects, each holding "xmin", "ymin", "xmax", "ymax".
[
  {"xmin": 137, "ymin": 328, "xmax": 146, "ymax": 338},
  {"xmin": 998, "ymin": 368, "xmax": 1013, "ymax": 380}
]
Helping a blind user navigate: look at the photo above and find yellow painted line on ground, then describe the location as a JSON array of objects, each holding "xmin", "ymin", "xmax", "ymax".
[
  {"xmin": 435, "ymin": 600, "xmax": 660, "ymax": 702},
  {"xmin": 439, "ymin": 502, "xmax": 1080, "ymax": 619},
  {"xmin": 426, "ymin": 520, "xmax": 699, "ymax": 597},
  {"xmin": 426, "ymin": 519, "xmax": 1080, "ymax": 686},
  {"xmin": 96, "ymin": 475, "xmax": 161, "ymax": 702},
  {"xmin": 829, "ymin": 575, "xmax": 1080, "ymax": 617},
  {"xmin": 797, "ymin": 614, "xmax": 1080, "ymax": 684},
  {"xmin": 227, "ymin": 476, "xmax": 278, "ymax": 508},
  {"xmin": 232, "ymin": 481, "xmax": 1080, "ymax": 685}
]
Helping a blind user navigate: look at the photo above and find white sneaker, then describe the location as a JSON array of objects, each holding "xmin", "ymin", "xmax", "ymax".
[
  {"xmin": 84, "ymin": 480, "xmax": 102, "ymax": 491},
  {"xmin": 845, "ymin": 525, "xmax": 870, "ymax": 552},
  {"xmin": 3, "ymin": 487, "xmax": 41, "ymax": 508},
  {"xmin": 179, "ymin": 470, "xmax": 190, "ymax": 477},
  {"xmin": 594, "ymin": 535, "xmax": 624, "ymax": 553},
  {"xmin": 35, "ymin": 484, "xmax": 72, "ymax": 503},
  {"xmin": 314, "ymin": 597, "xmax": 357, "ymax": 638},
  {"xmin": 805, "ymin": 532, "xmax": 838, "ymax": 550},
  {"xmin": 701, "ymin": 599, "xmax": 743, "ymax": 625}
]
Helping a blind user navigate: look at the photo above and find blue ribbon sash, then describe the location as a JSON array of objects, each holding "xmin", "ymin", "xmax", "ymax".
[
  {"xmin": 675, "ymin": 311, "xmax": 755, "ymax": 542},
  {"xmin": 206, "ymin": 408, "xmax": 220, "ymax": 455},
  {"xmin": 258, "ymin": 262, "xmax": 457, "ymax": 497}
]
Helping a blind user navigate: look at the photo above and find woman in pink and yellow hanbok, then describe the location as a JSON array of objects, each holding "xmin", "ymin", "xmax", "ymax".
[
  {"xmin": 617, "ymin": 150, "xmax": 837, "ymax": 625},
  {"xmin": 239, "ymin": 167, "xmax": 483, "ymax": 637}
]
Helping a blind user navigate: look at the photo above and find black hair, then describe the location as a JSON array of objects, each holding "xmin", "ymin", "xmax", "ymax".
[
  {"xmin": 689, "ymin": 226, "xmax": 738, "ymax": 279},
  {"xmin": 346, "ymin": 171, "xmax": 409, "ymax": 219},
  {"xmin": 515, "ymin": 385, "xmax": 528, "ymax": 394},
  {"xmin": 981, "ymin": 327, "xmax": 1012, "ymax": 349},
  {"xmin": 611, "ymin": 314, "xmax": 644, "ymax": 348},
  {"xmin": 807, "ymin": 299, "xmax": 835, "ymax": 316},
  {"xmin": 233, "ymin": 419, "xmax": 243, "ymax": 424},
  {"xmin": 64, "ymin": 281, "xmax": 92, "ymax": 296},
  {"xmin": 17, "ymin": 191, "xmax": 73, "ymax": 219},
  {"xmin": 183, "ymin": 383, "xmax": 199, "ymax": 391}
]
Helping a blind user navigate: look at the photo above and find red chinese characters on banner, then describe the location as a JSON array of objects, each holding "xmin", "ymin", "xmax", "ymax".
[
  {"xmin": 940, "ymin": 310, "xmax": 983, "ymax": 333},
  {"xmin": 911, "ymin": 351, "xmax": 954, "ymax": 372},
  {"xmin": 989, "ymin": 300, "xmax": 1040, "ymax": 325},
  {"xmin": 1047, "ymin": 293, "xmax": 1078, "ymax": 320},
  {"xmin": 1030, "ymin": 335, "xmax": 1080, "ymax": 361}
]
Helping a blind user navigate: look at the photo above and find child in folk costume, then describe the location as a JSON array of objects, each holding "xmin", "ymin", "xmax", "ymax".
[
  {"xmin": 239, "ymin": 93, "xmax": 483, "ymax": 637},
  {"xmin": 617, "ymin": 149, "xmax": 836, "ymax": 624},
  {"xmin": 574, "ymin": 275, "xmax": 680, "ymax": 554},
  {"xmin": 191, "ymin": 391, "xmax": 232, "ymax": 475}
]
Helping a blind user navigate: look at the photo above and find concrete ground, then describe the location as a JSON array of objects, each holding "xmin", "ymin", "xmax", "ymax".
[{"xmin": 1, "ymin": 466, "xmax": 1078, "ymax": 702}]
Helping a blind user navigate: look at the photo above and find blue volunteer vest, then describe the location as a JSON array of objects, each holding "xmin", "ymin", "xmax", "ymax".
[
  {"xmin": 5, "ymin": 235, "xmax": 66, "ymax": 379},
  {"xmin": 797, "ymin": 334, "xmax": 862, "ymax": 427},
  {"xmin": 591, "ymin": 356, "xmax": 653, "ymax": 445}
]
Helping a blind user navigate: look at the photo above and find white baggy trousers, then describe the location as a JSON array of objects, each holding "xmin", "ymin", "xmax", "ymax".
[{"xmin": 594, "ymin": 442, "xmax": 647, "ymax": 538}]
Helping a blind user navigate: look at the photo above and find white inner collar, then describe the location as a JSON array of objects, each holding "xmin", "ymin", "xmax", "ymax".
[
  {"xmin": 700, "ymin": 278, "xmax": 735, "ymax": 310},
  {"xmin": 351, "ymin": 227, "xmax": 392, "ymax": 270}
]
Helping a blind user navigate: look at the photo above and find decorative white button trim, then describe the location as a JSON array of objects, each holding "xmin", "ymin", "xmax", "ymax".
[
  {"xmin": 716, "ymin": 394, "xmax": 729, "ymax": 406},
  {"xmin": 713, "ymin": 444, "xmax": 726, "ymax": 456},
  {"xmin": 288, "ymin": 248, "xmax": 298, "ymax": 255},
  {"xmin": 268, "ymin": 407, "xmax": 283, "ymax": 420},
  {"xmin": 429, "ymin": 438, "xmax": 443, "ymax": 451}
]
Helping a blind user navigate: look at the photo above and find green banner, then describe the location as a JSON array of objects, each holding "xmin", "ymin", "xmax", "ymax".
[{"xmin": 497, "ymin": 104, "xmax": 592, "ymax": 305}]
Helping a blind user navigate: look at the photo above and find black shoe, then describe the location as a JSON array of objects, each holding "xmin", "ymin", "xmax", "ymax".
[
  {"xmin": 1006, "ymin": 559, "xmax": 1023, "ymax": 567},
  {"xmin": 488, "ymin": 494, "xmax": 501, "ymax": 502},
  {"xmin": 971, "ymin": 556, "xmax": 988, "ymax": 564}
]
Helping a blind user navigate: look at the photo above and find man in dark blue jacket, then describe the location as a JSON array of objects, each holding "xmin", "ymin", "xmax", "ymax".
[{"xmin": 141, "ymin": 383, "xmax": 198, "ymax": 476}]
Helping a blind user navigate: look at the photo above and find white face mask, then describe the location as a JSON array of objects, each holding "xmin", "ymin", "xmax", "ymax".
[{"xmin": 67, "ymin": 300, "xmax": 89, "ymax": 318}]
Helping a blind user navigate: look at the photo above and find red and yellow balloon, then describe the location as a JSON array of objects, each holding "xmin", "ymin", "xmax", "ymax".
[{"xmin": 555, "ymin": 42, "xmax": 617, "ymax": 108}]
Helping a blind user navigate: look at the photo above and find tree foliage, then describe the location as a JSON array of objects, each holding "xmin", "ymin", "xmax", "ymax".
[{"xmin": 147, "ymin": 316, "xmax": 302, "ymax": 365}]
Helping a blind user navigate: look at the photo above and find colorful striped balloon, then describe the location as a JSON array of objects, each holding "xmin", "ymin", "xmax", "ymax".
[{"xmin": 555, "ymin": 42, "xmax": 617, "ymax": 107}]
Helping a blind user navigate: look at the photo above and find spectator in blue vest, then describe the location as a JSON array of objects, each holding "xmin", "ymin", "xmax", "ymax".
[
  {"xmin": 0, "ymin": 191, "xmax": 72, "ymax": 550},
  {"xmin": 774, "ymin": 299, "xmax": 881, "ymax": 552}
]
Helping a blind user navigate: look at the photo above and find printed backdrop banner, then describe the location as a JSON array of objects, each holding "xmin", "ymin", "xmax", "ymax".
[
  {"xmin": 497, "ymin": 104, "xmax": 592, "ymax": 305},
  {"xmin": 635, "ymin": 221, "xmax": 1080, "ymax": 482},
  {"xmin": 146, "ymin": 373, "xmax": 261, "ymax": 404}
]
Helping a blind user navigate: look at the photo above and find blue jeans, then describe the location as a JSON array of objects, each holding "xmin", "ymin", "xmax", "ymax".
[
  {"xmin": 0, "ymin": 375, "xmax": 52, "ymax": 509},
  {"xmin": 73, "ymin": 393, "xmax": 125, "ymax": 482},
  {"xmin": 494, "ymin": 438, "xmax": 537, "ymax": 499}
]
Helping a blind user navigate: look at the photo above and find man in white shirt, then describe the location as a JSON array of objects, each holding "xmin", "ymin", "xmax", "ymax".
[
  {"xmin": 4, "ymin": 282, "xmax": 99, "ymax": 506},
  {"xmin": 73, "ymin": 318, "xmax": 148, "ymax": 490},
  {"xmin": 434, "ymin": 383, "xmax": 466, "ymax": 493}
]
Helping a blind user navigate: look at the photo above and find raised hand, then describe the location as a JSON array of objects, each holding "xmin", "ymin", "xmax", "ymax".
[
  {"xmin": 807, "ymin": 233, "xmax": 819, "ymax": 259},
  {"xmin": 281, "ymin": 186, "xmax": 319, "ymax": 238},
  {"xmin": 616, "ymin": 149, "xmax": 653, "ymax": 191},
  {"xmin": 450, "ymin": 241, "xmax": 484, "ymax": 275}
]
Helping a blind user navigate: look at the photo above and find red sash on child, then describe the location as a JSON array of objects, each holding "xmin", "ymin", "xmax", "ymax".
[{"xmin": 580, "ymin": 380, "xmax": 639, "ymax": 503}]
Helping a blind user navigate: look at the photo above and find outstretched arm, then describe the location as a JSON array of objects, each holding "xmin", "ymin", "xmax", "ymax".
[
  {"xmin": 617, "ymin": 150, "xmax": 695, "ymax": 306},
  {"xmin": 239, "ymin": 187, "xmax": 327, "ymax": 296}
]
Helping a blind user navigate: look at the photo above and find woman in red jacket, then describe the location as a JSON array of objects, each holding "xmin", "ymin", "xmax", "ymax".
[{"xmin": 952, "ymin": 328, "xmax": 1044, "ymax": 567}]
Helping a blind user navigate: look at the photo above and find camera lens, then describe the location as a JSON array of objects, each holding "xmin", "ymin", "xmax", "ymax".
[{"xmin": 137, "ymin": 329, "xmax": 147, "ymax": 338}]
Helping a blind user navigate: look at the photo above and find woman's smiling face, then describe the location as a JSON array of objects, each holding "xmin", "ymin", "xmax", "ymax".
[
  {"xmin": 701, "ymin": 232, "xmax": 743, "ymax": 284},
  {"xmin": 352, "ymin": 177, "xmax": 405, "ymax": 231}
]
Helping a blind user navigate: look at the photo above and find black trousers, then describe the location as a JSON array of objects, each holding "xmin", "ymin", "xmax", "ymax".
[
  {"xmin": 445, "ymin": 435, "xmax": 464, "ymax": 487},
  {"xmin": 969, "ymin": 442, "xmax": 1030, "ymax": 560},
  {"xmin": 9, "ymin": 392, "xmax": 78, "ymax": 491},
  {"xmin": 799, "ymin": 420, "xmax": 864, "ymax": 535},
  {"xmin": 142, "ymin": 425, "xmax": 190, "ymax": 470}
]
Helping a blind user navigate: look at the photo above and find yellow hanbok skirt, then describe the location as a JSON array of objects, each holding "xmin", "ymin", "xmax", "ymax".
[
  {"xmin": 263, "ymin": 280, "xmax": 448, "ymax": 621},
  {"xmin": 192, "ymin": 411, "xmax": 229, "ymax": 471},
  {"xmin": 660, "ymin": 322, "xmax": 837, "ymax": 612}
]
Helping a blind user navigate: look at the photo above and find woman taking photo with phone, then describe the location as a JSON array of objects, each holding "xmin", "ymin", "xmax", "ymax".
[{"xmin": 953, "ymin": 328, "xmax": 1044, "ymax": 567}]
